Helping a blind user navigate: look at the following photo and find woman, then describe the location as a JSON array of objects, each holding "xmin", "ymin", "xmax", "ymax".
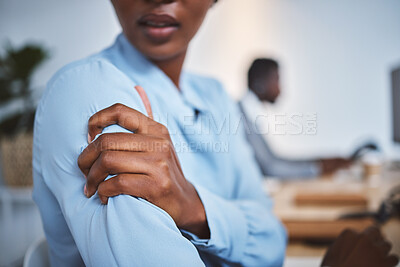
[{"xmin": 33, "ymin": 0, "xmax": 287, "ymax": 266}]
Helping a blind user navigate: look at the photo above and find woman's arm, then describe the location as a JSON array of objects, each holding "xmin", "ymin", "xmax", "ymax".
[
  {"xmin": 79, "ymin": 78, "xmax": 288, "ymax": 266},
  {"xmin": 34, "ymin": 60, "xmax": 205, "ymax": 266},
  {"xmin": 79, "ymin": 103, "xmax": 210, "ymax": 239}
]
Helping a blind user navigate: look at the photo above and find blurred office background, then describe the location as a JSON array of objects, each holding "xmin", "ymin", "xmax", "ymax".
[
  {"xmin": 1, "ymin": 0, "xmax": 400, "ymax": 158},
  {"xmin": 0, "ymin": 0, "xmax": 399, "ymax": 266}
]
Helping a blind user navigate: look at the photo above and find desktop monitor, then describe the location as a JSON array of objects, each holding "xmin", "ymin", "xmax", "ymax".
[{"xmin": 392, "ymin": 66, "xmax": 400, "ymax": 144}]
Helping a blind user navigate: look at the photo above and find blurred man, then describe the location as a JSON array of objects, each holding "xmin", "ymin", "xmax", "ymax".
[{"xmin": 239, "ymin": 58, "xmax": 351, "ymax": 179}]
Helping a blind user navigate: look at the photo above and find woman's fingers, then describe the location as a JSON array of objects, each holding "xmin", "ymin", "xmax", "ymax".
[
  {"xmin": 87, "ymin": 103, "xmax": 165, "ymax": 142},
  {"xmin": 97, "ymin": 173, "xmax": 154, "ymax": 205},
  {"xmin": 87, "ymin": 103, "xmax": 147, "ymax": 141},
  {"xmin": 78, "ymin": 132, "xmax": 157, "ymax": 175},
  {"xmin": 85, "ymin": 151, "xmax": 154, "ymax": 197}
]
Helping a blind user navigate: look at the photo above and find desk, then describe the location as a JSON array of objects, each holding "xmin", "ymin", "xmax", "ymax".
[{"xmin": 265, "ymin": 165, "xmax": 400, "ymax": 259}]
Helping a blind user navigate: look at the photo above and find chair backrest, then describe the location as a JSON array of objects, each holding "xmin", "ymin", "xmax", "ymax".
[{"xmin": 23, "ymin": 238, "xmax": 50, "ymax": 267}]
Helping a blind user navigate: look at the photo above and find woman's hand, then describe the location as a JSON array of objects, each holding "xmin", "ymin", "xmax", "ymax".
[{"xmin": 77, "ymin": 102, "xmax": 210, "ymax": 238}]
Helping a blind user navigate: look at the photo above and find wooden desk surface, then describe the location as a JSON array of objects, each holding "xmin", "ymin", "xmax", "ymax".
[{"xmin": 265, "ymin": 166, "xmax": 400, "ymax": 258}]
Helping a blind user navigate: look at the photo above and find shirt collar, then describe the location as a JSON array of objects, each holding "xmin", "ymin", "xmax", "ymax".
[
  {"xmin": 180, "ymin": 73, "xmax": 209, "ymax": 113},
  {"xmin": 114, "ymin": 33, "xmax": 208, "ymax": 114}
]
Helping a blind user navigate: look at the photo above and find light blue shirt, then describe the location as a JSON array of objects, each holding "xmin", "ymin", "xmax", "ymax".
[{"xmin": 33, "ymin": 33, "xmax": 287, "ymax": 267}]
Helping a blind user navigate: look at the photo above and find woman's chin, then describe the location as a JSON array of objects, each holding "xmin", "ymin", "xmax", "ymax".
[{"xmin": 137, "ymin": 42, "xmax": 187, "ymax": 63}]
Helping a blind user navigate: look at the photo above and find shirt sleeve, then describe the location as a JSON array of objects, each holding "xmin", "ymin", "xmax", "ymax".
[
  {"xmin": 249, "ymin": 130, "xmax": 322, "ymax": 178},
  {"xmin": 182, "ymin": 82, "xmax": 287, "ymax": 266},
  {"xmin": 258, "ymin": 153, "xmax": 321, "ymax": 179},
  {"xmin": 34, "ymin": 59, "xmax": 205, "ymax": 267}
]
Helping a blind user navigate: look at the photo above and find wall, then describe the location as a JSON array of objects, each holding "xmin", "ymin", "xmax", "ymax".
[
  {"xmin": 0, "ymin": 0, "xmax": 120, "ymax": 90},
  {"xmin": 186, "ymin": 0, "xmax": 400, "ymax": 158},
  {"xmin": 1, "ymin": 0, "xmax": 400, "ymax": 158}
]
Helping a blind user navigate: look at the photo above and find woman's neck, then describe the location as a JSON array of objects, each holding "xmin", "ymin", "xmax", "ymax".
[{"xmin": 152, "ymin": 50, "xmax": 186, "ymax": 90}]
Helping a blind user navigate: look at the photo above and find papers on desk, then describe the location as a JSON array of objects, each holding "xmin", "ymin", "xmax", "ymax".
[{"xmin": 284, "ymin": 257, "xmax": 322, "ymax": 267}]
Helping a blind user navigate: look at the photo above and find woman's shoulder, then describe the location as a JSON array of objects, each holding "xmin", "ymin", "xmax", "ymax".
[
  {"xmin": 40, "ymin": 51, "xmax": 136, "ymax": 106},
  {"xmin": 47, "ymin": 52, "xmax": 126, "ymax": 92},
  {"xmin": 36, "ymin": 52, "xmax": 145, "ymax": 131},
  {"xmin": 35, "ymin": 51, "xmax": 146, "ymax": 145}
]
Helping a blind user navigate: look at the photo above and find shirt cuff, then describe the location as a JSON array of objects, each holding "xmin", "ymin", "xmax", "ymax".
[{"xmin": 181, "ymin": 184, "xmax": 248, "ymax": 262}]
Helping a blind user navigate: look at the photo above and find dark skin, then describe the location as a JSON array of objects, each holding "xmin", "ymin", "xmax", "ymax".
[
  {"xmin": 254, "ymin": 67, "xmax": 352, "ymax": 175},
  {"xmin": 112, "ymin": 0, "xmax": 213, "ymax": 88},
  {"xmin": 321, "ymin": 226, "xmax": 399, "ymax": 267},
  {"xmin": 253, "ymin": 68, "xmax": 281, "ymax": 104},
  {"xmin": 78, "ymin": 0, "xmax": 214, "ymax": 239}
]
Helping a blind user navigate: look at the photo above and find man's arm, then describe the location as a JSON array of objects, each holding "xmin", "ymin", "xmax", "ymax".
[
  {"xmin": 35, "ymin": 60, "xmax": 205, "ymax": 266},
  {"xmin": 239, "ymin": 102, "xmax": 351, "ymax": 178},
  {"xmin": 254, "ymin": 142, "xmax": 322, "ymax": 179},
  {"xmin": 251, "ymin": 138, "xmax": 350, "ymax": 178},
  {"xmin": 238, "ymin": 103, "xmax": 320, "ymax": 179}
]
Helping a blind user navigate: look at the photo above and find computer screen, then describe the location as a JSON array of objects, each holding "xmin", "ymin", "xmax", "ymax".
[{"xmin": 392, "ymin": 66, "xmax": 400, "ymax": 144}]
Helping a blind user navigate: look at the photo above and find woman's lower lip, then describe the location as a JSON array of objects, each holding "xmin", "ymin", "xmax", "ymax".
[{"xmin": 140, "ymin": 25, "xmax": 178, "ymax": 44}]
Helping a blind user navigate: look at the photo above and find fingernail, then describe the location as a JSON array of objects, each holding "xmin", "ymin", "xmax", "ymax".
[
  {"xmin": 87, "ymin": 133, "xmax": 91, "ymax": 143},
  {"xmin": 84, "ymin": 184, "xmax": 88, "ymax": 197},
  {"xmin": 100, "ymin": 196, "xmax": 108, "ymax": 205}
]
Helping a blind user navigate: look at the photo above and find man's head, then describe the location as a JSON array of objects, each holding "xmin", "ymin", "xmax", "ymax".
[
  {"xmin": 111, "ymin": 0, "xmax": 215, "ymax": 64},
  {"xmin": 248, "ymin": 58, "xmax": 280, "ymax": 103}
]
